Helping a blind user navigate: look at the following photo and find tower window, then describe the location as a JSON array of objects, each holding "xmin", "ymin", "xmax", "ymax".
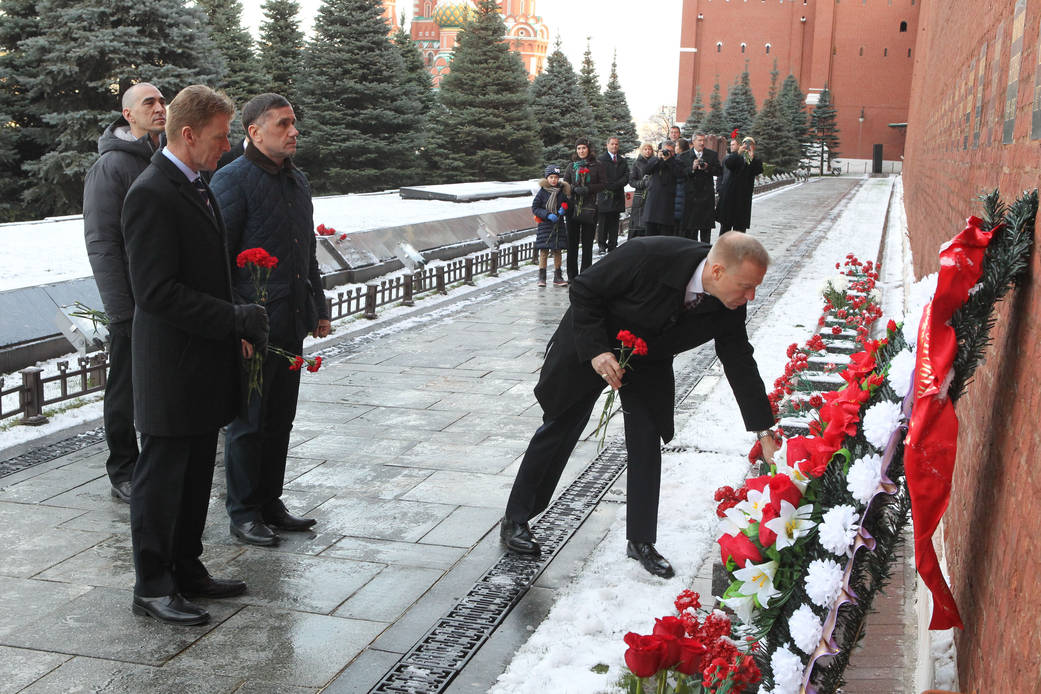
[
  {"xmin": 859, "ymin": 46, "xmax": 863, "ymax": 56},
  {"xmin": 900, "ymin": 21, "xmax": 908, "ymax": 32},
  {"xmin": 884, "ymin": 47, "xmax": 888, "ymax": 56},
  {"xmin": 908, "ymin": 48, "xmax": 912, "ymax": 57},
  {"xmin": 765, "ymin": 43, "xmax": 771, "ymax": 54},
  {"xmin": 717, "ymin": 42, "xmax": 723, "ymax": 52},
  {"xmin": 741, "ymin": 42, "xmax": 746, "ymax": 53}
]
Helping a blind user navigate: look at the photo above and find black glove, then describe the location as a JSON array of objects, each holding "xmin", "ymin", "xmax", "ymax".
[
  {"xmin": 233, "ymin": 303, "xmax": 269, "ymax": 355},
  {"xmin": 573, "ymin": 185, "xmax": 588, "ymax": 195}
]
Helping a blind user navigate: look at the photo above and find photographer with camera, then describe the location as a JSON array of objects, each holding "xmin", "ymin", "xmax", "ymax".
[
  {"xmin": 680, "ymin": 132, "xmax": 722, "ymax": 242},
  {"xmin": 640, "ymin": 140, "xmax": 685, "ymax": 236},
  {"xmin": 716, "ymin": 135, "xmax": 763, "ymax": 233}
]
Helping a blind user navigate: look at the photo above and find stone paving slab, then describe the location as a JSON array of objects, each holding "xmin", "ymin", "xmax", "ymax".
[{"xmin": 0, "ymin": 178, "xmax": 913, "ymax": 694}]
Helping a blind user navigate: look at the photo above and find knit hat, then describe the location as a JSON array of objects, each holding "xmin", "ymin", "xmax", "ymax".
[{"xmin": 544, "ymin": 164, "xmax": 561, "ymax": 177}]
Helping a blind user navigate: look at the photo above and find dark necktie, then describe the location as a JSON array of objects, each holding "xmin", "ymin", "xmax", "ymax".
[
  {"xmin": 684, "ymin": 293, "xmax": 706, "ymax": 311},
  {"xmin": 192, "ymin": 177, "xmax": 213, "ymax": 214}
]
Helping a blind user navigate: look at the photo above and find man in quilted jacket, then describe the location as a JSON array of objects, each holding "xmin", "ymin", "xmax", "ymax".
[{"xmin": 210, "ymin": 93, "xmax": 331, "ymax": 547}]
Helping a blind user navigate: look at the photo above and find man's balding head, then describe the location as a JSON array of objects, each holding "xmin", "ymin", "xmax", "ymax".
[{"xmin": 121, "ymin": 83, "xmax": 166, "ymax": 144}]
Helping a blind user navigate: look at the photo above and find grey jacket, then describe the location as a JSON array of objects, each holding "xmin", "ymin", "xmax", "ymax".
[{"xmin": 82, "ymin": 117, "xmax": 158, "ymax": 323}]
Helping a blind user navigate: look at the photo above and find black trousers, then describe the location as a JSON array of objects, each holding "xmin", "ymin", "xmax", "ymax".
[
  {"xmin": 596, "ymin": 212, "xmax": 621, "ymax": 252},
  {"xmin": 504, "ymin": 385, "xmax": 665, "ymax": 543},
  {"xmin": 645, "ymin": 222, "xmax": 674, "ymax": 237},
  {"xmin": 696, "ymin": 228, "xmax": 713, "ymax": 243},
  {"xmin": 224, "ymin": 339, "xmax": 302, "ymax": 524},
  {"xmin": 567, "ymin": 218, "xmax": 596, "ymax": 279},
  {"xmin": 103, "ymin": 321, "xmax": 138, "ymax": 486},
  {"xmin": 131, "ymin": 430, "xmax": 218, "ymax": 596}
]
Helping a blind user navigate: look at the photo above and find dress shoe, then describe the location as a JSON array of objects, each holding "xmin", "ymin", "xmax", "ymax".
[
  {"xmin": 627, "ymin": 541, "xmax": 675, "ymax": 579},
  {"xmin": 110, "ymin": 480, "xmax": 132, "ymax": 503},
  {"xmin": 230, "ymin": 519, "xmax": 280, "ymax": 547},
  {"xmin": 132, "ymin": 593, "xmax": 210, "ymax": 626},
  {"xmin": 263, "ymin": 505, "xmax": 316, "ymax": 532},
  {"xmin": 499, "ymin": 517, "xmax": 540, "ymax": 555},
  {"xmin": 180, "ymin": 574, "xmax": 247, "ymax": 599}
]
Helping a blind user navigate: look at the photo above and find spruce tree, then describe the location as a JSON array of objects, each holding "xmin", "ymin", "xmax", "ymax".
[
  {"xmin": 198, "ymin": 0, "xmax": 266, "ymax": 107},
  {"xmin": 530, "ymin": 41, "xmax": 593, "ymax": 165},
  {"xmin": 779, "ymin": 73, "xmax": 809, "ymax": 153},
  {"xmin": 12, "ymin": 0, "xmax": 222, "ymax": 217},
  {"xmin": 682, "ymin": 85, "xmax": 704, "ymax": 138},
  {"xmin": 751, "ymin": 64, "xmax": 799, "ymax": 172},
  {"xmin": 424, "ymin": 0, "xmax": 540, "ymax": 181},
  {"xmin": 600, "ymin": 52, "xmax": 639, "ymax": 154},
  {"xmin": 296, "ymin": 0, "xmax": 422, "ymax": 192},
  {"xmin": 392, "ymin": 16, "xmax": 435, "ymax": 114},
  {"xmin": 810, "ymin": 84, "xmax": 841, "ymax": 175},
  {"xmin": 259, "ymin": 0, "xmax": 305, "ymax": 104},
  {"xmin": 0, "ymin": 0, "xmax": 44, "ymax": 221},
  {"xmin": 700, "ymin": 79, "xmax": 727, "ymax": 138},
  {"xmin": 723, "ymin": 64, "xmax": 757, "ymax": 136},
  {"xmin": 578, "ymin": 38, "xmax": 607, "ymax": 147}
]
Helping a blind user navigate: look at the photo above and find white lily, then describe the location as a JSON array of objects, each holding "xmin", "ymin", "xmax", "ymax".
[
  {"xmin": 721, "ymin": 594, "xmax": 758, "ymax": 625},
  {"xmin": 718, "ymin": 505, "xmax": 750, "ymax": 536},
  {"xmin": 733, "ymin": 559, "xmax": 781, "ymax": 608},
  {"xmin": 774, "ymin": 444, "xmax": 811, "ymax": 494},
  {"xmin": 735, "ymin": 485, "xmax": 772, "ymax": 523},
  {"xmin": 763, "ymin": 500, "xmax": 816, "ymax": 550}
]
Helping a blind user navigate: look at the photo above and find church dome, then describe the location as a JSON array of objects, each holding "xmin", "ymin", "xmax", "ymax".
[{"xmin": 432, "ymin": 0, "xmax": 475, "ymax": 28}]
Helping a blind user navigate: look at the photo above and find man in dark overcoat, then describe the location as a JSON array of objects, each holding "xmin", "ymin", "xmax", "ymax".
[
  {"xmin": 500, "ymin": 232, "xmax": 780, "ymax": 578},
  {"xmin": 123, "ymin": 85, "xmax": 269, "ymax": 626},
  {"xmin": 716, "ymin": 137, "xmax": 764, "ymax": 233},
  {"xmin": 640, "ymin": 140, "xmax": 686, "ymax": 236},
  {"xmin": 595, "ymin": 136, "xmax": 630, "ymax": 253},
  {"xmin": 681, "ymin": 132, "xmax": 722, "ymax": 242}
]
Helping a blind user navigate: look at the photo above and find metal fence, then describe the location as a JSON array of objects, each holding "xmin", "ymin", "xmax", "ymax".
[{"xmin": 1, "ymin": 355, "xmax": 108, "ymax": 425}]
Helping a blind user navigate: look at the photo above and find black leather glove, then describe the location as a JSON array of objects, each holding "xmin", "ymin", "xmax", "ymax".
[
  {"xmin": 573, "ymin": 185, "xmax": 588, "ymax": 195},
  {"xmin": 233, "ymin": 303, "xmax": 269, "ymax": 355}
]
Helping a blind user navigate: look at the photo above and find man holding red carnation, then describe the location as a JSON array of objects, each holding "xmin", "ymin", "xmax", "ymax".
[{"xmin": 501, "ymin": 232, "xmax": 778, "ymax": 577}]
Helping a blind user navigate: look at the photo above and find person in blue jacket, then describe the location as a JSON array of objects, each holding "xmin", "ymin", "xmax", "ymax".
[{"xmin": 532, "ymin": 165, "xmax": 571, "ymax": 287}]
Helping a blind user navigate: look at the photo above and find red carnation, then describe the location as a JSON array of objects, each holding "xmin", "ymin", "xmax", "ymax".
[
  {"xmin": 339, "ymin": 233, "xmax": 347, "ymax": 241},
  {"xmin": 560, "ymin": 202, "xmax": 568, "ymax": 210},
  {"xmin": 289, "ymin": 356, "xmax": 305, "ymax": 371},
  {"xmin": 578, "ymin": 167, "xmax": 590, "ymax": 175},
  {"xmin": 306, "ymin": 356, "xmax": 323, "ymax": 373},
  {"xmin": 617, "ymin": 329, "xmax": 636, "ymax": 347},
  {"xmin": 674, "ymin": 589, "xmax": 701, "ymax": 613},
  {"xmin": 316, "ymin": 223, "xmax": 326, "ymax": 234},
  {"xmin": 632, "ymin": 338, "xmax": 648, "ymax": 356},
  {"xmin": 730, "ymin": 128, "xmax": 739, "ymax": 139}
]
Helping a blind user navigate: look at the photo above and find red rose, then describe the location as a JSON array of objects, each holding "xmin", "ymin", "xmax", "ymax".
[
  {"xmin": 674, "ymin": 637, "xmax": 708, "ymax": 676},
  {"xmin": 718, "ymin": 531, "xmax": 762, "ymax": 568},
  {"xmin": 759, "ymin": 503, "xmax": 779, "ymax": 546},
  {"xmin": 767, "ymin": 473, "xmax": 802, "ymax": 509},
  {"xmin": 653, "ymin": 615, "xmax": 687, "ymax": 640},
  {"xmin": 623, "ymin": 632, "xmax": 669, "ymax": 678}
]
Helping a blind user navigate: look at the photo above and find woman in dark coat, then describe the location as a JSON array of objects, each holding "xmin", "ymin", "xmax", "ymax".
[
  {"xmin": 640, "ymin": 140, "xmax": 686, "ymax": 236},
  {"xmin": 627, "ymin": 143, "xmax": 654, "ymax": 238},
  {"xmin": 715, "ymin": 136, "xmax": 764, "ymax": 233},
  {"xmin": 532, "ymin": 164, "xmax": 571, "ymax": 287},
  {"xmin": 563, "ymin": 138, "xmax": 606, "ymax": 280}
]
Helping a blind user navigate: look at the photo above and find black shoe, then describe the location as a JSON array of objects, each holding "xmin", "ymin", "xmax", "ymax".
[
  {"xmin": 180, "ymin": 574, "xmax": 247, "ymax": 599},
  {"xmin": 626, "ymin": 541, "xmax": 675, "ymax": 579},
  {"xmin": 230, "ymin": 520, "xmax": 280, "ymax": 546},
  {"xmin": 263, "ymin": 505, "xmax": 316, "ymax": 532},
  {"xmin": 499, "ymin": 517, "xmax": 540, "ymax": 555},
  {"xmin": 131, "ymin": 593, "xmax": 210, "ymax": 626},
  {"xmin": 110, "ymin": 481, "xmax": 132, "ymax": 503}
]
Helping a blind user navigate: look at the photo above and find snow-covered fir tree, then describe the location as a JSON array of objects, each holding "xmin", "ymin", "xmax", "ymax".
[
  {"xmin": 197, "ymin": 0, "xmax": 266, "ymax": 107},
  {"xmin": 751, "ymin": 63, "xmax": 800, "ymax": 172},
  {"xmin": 779, "ymin": 73, "xmax": 810, "ymax": 161},
  {"xmin": 700, "ymin": 79, "xmax": 727, "ymax": 138},
  {"xmin": 682, "ymin": 86, "xmax": 705, "ymax": 139},
  {"xmin": 811, "ymin": 84, "xmax": 841, "ymax": 175},
  {"xmin": 578, "ymin": 38, "xmax": 607, "ymax": 146}
]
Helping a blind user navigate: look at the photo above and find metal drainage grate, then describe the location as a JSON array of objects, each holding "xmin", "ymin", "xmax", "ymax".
[
  {"xmin": 368, "ymin": 444, "xmax": 630, "ymax": 693},
  {"xmin": 0, "ymin": 426, "xmax": 106, "ymax": 479}
]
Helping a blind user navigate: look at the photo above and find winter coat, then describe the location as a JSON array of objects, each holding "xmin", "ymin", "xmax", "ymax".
[
  {"xmin": 596, "ymin": 151, "xmax": 630, "ymax": 214},
  {"xmin": 563, "ymin": 155, "xmax": 606, "ymax": 223},
  {"xmin": 640, "ymin": 154, "xmax": 686, "ymax": 227},
  {"xmin": 716, "ymin": 153, "xmax": 764, "ymax": 231},
  {"xmin": 82, "ymin": 117, "xmax": 159, "ymax": 323},
  {"xmin": 210, "ymin": 144, "xmax": 329, "ymax": 348},
  {"xmin": 628, "ymin": 155, "xmax": 652, "ymax": 233},
  {"xmin": 682, "ymin": 148, "xmax": 722, "ymax": 231},
  {"xmin": 532, "ymin": 178, "xmax": 571, "ymax": 250}
]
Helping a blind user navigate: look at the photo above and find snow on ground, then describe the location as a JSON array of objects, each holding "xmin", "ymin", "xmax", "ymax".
[
  {"xmin": 0, "ymin": 185, "xmax": 535, "ymax": 292},
  {"xmin": 490, "ymin": 176, "xmax": 899, "ymax": 694}
]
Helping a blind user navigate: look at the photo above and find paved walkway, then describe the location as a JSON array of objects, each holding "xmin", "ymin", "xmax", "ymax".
[{"xmin": 0, "ymin": 177, "xmax": 913, "ymax": 694}]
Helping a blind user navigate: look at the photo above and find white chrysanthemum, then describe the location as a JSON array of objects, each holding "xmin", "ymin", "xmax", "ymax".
[
  {"xmin": 805, "ymin": 558, "xmax": 845, "ymax": 607},
  {"xmin": 819, "ymin": 504, "xmax": 860, "ymax": 555},
  {"xmin": 847, "ymin": 453, "xmax": 884, "ymax": 504},
  {"xmin": 789, "ymin": 604, "xmax": 824, "ymax": 654},
  {"xmin": 886, "ymin": 348, "xmax": 915, "ymax": 398},
  {"xmin": 868, "ymin": 288, "xmax": 880, "ymax": 302},
  {"xmin": 831, "ymin": 275, "xmax": 849, "ymax": 293},
  {"xmin": 862, "ymin": 400, "xmax": 904, "ymax": 450},
  {"xmin": 903, "ymin": 273, "xmax": 938, "ymax": 345},
  {"xmin": 770, "ymin": 644, "xmax": 804, "ymax": 694}
]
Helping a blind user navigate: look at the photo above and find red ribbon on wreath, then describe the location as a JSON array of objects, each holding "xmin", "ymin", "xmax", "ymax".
[{"xmin": 904, "ymin": 215, "xmax": 995, "ymax": 630}]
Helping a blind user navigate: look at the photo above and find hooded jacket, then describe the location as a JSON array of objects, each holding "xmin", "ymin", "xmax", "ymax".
[{"xmin": 83, "ymin": 116, "xmax": 159, "ymax": 323}]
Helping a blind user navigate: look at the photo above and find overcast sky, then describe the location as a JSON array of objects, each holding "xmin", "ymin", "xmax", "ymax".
[{"xmin": 240, "ymin": 0, "xmax": 682, "ymax": 124}]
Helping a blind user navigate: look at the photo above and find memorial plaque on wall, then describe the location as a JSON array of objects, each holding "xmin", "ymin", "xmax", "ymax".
[
  {"xmin": 1003, "ymin": 0, "xmax": 1027, "ymax": 144},
  {"xmin": 1032, "ymin": 18, "xmax": 1041, "ymax": 138},
  {"xmin": 973, "ymin": 43, "xmax": 987, "ymax": 148}
]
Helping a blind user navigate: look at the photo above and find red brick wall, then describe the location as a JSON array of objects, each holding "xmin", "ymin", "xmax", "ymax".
[
  {"xmin": 903, "ymin": 1, "xmax": 1041, "ymax": 691},
  {"xmin": 676, "ymin": 0, "xmax": 918, "ymax": 160}
]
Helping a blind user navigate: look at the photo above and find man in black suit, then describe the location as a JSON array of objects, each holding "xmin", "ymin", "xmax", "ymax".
[
  {"xmin": 500, "ymin": 232, "xmax": 779, "ymax": 578},
  {"xmin": 596, "ymin": 136, "xmax": 630, "ymax": 253},
  {"xmin": 683, "ymin": 132, "xmax": 723, "ymax": 242},
  {"xmin": 123, "ymin": 85, "xmax": 270, "ymax": 626}
]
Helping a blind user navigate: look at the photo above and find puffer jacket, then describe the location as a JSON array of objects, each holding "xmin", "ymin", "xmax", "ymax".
[{"xmin": 532, "ymin": 178, "xmax": 572, "ymax": 250}]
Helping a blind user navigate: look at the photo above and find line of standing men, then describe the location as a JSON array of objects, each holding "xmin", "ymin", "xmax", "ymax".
[{"xmin": 82, "ymin": 83, "xmax": 328, "ymax": 626}]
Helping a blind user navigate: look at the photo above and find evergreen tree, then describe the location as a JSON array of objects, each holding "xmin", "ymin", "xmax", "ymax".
[
  {"xmin": 779, "ymin": 73, "xmax": 809, "ymax": 149},
  {"xmin": 578, "ymin": 38, "xmax": 607, "ymax": 146},
  {"xmin": 810, "ymin": 84, "xmax": 841, "ymax": 175},
  {"xmin": 751, "ymin": 64, "xmax": 799, "ymax": 171},
  {"xmin": 529, "ymin": 40, "xmax": 593, "ymax": 165},
  {"xmin": 723, "ymin": 64, "xmax": 757, "ymax": 136},
  {"xmin": 296, "ymin": 0, "xmax": 422, "ymax": 192},
  {"xmin": 197, "ymin": 0, "xmax": 266, "ymax": 107},
  {"xmin": 600, "ymin": 52, "xmax": 639, "ymax": 154},
  {"xmin": 11, "ymin": 0, "xmax": 222, "ymax": 217},
  {"xmin": 681, "ymin": 85, "xmax": 704, "ymax": 138},
  {"xmin": 0, "ymin": 0, "xmax": 44, "ymax": 222},
  {"xmin": 424, "ymin": 0, "xmax": 540, "ymax": 181},
  {"xmin": 391, "ymin": 16, "xmax": 435, "ymax": 114},
  {"xmin": 259, "ymin": 0, "xmax": 305, "ymax": 104},
  {"xmin": 700, "ymin": 78, "xmax": 726, "ymax": 138}
]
